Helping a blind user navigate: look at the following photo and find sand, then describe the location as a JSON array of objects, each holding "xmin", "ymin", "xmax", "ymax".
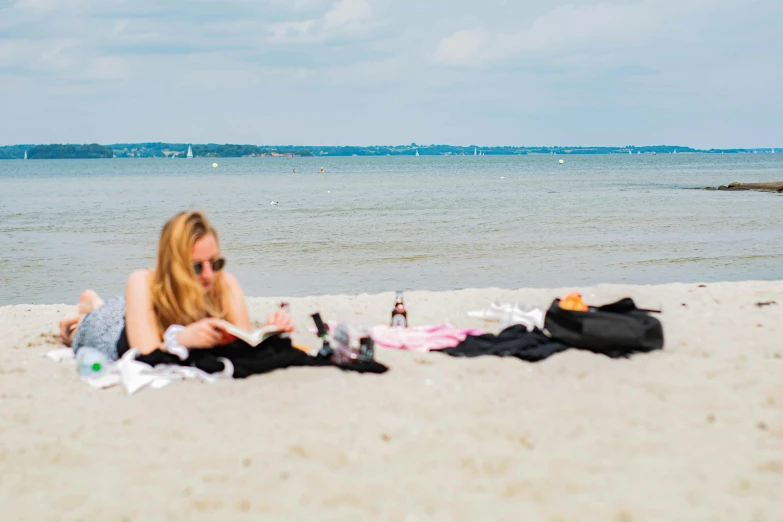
[{"xmin": 1, "ymin": 281, "xmax": 782, "ymax": 521}]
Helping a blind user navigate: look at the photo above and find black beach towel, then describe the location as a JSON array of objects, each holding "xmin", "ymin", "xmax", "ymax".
[
  {"xmin": 441, "ymin": 325, "xmax": 569, "ymax": 362},
  {"xmin": 127, "ymin": 333, "xmax": 388, "ymax": 377}
]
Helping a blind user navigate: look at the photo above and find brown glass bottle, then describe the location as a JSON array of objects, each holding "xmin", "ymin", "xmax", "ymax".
[{"xmin": 391, "ymin": 291, "xmax": 407, "ymax": 327}]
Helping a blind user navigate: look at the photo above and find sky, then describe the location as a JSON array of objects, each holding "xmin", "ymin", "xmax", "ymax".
[{"xmin": 0, "ymin": 0, "xmax": 781, "ymax": 148}]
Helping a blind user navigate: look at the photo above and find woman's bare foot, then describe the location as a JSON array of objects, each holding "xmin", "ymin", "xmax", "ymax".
[
  {"xmin": 58, "ymin": 290, "xmax": 105, "ymax": 346},
  {"xmin": 77, "ymin": 290, "xmax": 104, "ymax": 315}
]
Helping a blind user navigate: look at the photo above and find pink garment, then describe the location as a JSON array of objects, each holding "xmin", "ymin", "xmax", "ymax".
[{"xmin": 369, "ymin": 324, "xmax": 485, "ymax": 352}]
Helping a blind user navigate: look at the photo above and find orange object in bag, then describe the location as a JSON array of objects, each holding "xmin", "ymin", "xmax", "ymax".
[{"xmin": 559, "ymin": 291, "xmax": 589, "ymax": 312}]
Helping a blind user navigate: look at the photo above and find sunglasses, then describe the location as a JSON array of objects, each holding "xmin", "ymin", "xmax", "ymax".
[{"xmin": 192, "ymin": 257, "xmax": 226, "ymax": 276}]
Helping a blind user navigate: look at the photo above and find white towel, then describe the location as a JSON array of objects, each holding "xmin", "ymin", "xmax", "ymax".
[
  {"xmin": 43, "ymin": 348, "xmax": 232, "ymax": 395},
  {"xmin": 467, "ymin": 303, "xmax": 545, "ymax": 331}
]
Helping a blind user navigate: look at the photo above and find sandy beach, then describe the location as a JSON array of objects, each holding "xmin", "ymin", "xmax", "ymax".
[{"xmin": 1, "ymin": 280, "xmax": 782, "ymax": 521}]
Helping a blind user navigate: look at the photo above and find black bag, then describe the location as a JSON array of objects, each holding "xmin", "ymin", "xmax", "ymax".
[{"xmin": 544, "ymin": 298, "xmax": 664, "ymax": 358}]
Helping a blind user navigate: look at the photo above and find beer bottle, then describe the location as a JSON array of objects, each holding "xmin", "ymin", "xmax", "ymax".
[{"xmin": 390, "ymin": 291, "xmax": 407, "ymax": 327}]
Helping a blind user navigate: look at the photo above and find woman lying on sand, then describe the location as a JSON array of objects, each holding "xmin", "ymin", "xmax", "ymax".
[{"xmin": 58, "ymin": 211, "xmax": 293, "ymax": 360}]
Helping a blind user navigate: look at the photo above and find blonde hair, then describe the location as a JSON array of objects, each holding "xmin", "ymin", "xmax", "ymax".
[{"xmin": 150, "ymin": 211, "xmax": 229, "ymax": 336}]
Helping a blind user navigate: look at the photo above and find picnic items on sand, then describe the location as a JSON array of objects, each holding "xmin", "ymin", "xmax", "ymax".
[
  {"xmin": 311, "ymin": 313, "xmax": 386, "ymax": 371},
  {"xmin": 48, "ymin": 290, "xmax": 665, "ymax": 394},
  {"xmin": 443, "ymin": 294, "xmax": 664, "ymax": 362}
]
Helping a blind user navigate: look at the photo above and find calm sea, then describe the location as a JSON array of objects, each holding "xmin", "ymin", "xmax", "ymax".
[{"xmin": 1, "ymin": 155, "xmax": 781, "ymax": 305}]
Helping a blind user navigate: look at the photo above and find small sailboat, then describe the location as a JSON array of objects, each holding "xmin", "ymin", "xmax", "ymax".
[
  {"xmin": 474, "ymin": 147, "xmax": 477, "ymax": 156},
  {"xmin": 772, "ymin": 148, "xmax": 776, "ymax": 154},
  {"xmin": 23, "ymin": 150, "xmax": 27, "ymax": 160},
  {"xmin": 415, "ymin": 149, "xmax": 419, "ymax": 156},
  {"xmin": 186, "ymin": 145, "xmax": 193, "ymax": 159}
]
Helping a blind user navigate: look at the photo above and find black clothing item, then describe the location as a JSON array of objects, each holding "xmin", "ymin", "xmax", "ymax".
[
  {"xmin": 116, "ymin": 325, "xmax": 130, "ymax": 358},
  {"xmin": 544, "ymin": 298, "xmax": 664, "ymax": 357},
  {"xmin": 441, "ymin": 325, "xmax": 569, "ymax": 362},
  {"xmin": 122, "ymin": 331, "xmax": 387, "ymax": 377}
]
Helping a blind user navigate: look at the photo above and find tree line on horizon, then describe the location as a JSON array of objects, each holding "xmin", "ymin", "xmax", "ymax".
[
  {"xmin": 27, "ymin": 144, "xmax": 113, "ymax": 159},
  {"xmin": 0, "ymin": 142, "xmax": 777, "ymax": 159}
]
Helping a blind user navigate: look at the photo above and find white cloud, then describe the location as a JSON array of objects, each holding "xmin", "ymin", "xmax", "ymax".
[
  {"xmin": 0, "ymin": 0, "xmax": 780, "ymax": 147},
  {"xmin": 268, "ymin": 0, "xmax": 373, "ymax": 43},
  {"xmin": 323, "ymin": 0, "xmax": 371, "ymax": 30},
  {"xmin": 85, "ymin": 56, "xmax": 128, "ymax": 80},
  {"xmin": 432, "ymin": 0, "xmax": 721, "ymax": 66},
  {"xmin": 0, "ymin": 37, "xmax": 130, "ymax": 81},
  {"xmin": 10, "ymin": 0, "xmax": 100, "ymax": 14},
  {"xmin": 0, "ymin": 38, "xmax": 79, "ymax": 73},
  {"xmin": 432, "ymin": 28, "xmax": 490, "ymax": 65},
  {"xmin": 269, "ymin": 20, "xmax": 317, "ymax": 42},
  {"xmin": 11, "ymin": 0, "xmax": 58, "ymax": 12}
]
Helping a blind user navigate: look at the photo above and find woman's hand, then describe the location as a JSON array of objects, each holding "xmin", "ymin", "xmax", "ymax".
[
  {"xmin": 59, "ymin": 313, "xmax": 79, "ymax": 346},
  {"xmin": 177, "ymin": 318, "xmax": 225, "ymax": 348},
  {"xmin": 265, "ymin": 310, "xmax": 295, "ymax": 333}
]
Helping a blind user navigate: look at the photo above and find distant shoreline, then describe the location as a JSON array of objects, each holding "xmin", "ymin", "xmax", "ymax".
[{"xmin": 0, "ymin": 143, "xmax": 779, "ymax": 160}]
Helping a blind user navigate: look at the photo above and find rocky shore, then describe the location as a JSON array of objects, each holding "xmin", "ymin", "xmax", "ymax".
[{"xmin": 706, "ymin": 181, "xmax": 783, "ymax": 192}]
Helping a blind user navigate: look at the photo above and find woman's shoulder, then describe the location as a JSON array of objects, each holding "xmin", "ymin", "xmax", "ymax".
[
  {"xmin": 125, "ymin": 269, "xmax": 154, "ymax": 305},
  {"xmin": 222, "ymin": 271, "xmax": 241, "ymax": 290},
  {"xmin": 127, "ymin": 269, "xmax": 153, "ymax": 288}
]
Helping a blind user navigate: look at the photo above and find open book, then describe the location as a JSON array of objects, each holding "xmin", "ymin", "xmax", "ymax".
[{"xmin": 218, "ymin": 320, "xmax": 282, "ymax": 347}]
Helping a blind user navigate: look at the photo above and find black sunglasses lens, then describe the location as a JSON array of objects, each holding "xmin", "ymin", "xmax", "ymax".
[{"xmin": 193, "ymin": 258, "xmax": 224, "ymax": 275}]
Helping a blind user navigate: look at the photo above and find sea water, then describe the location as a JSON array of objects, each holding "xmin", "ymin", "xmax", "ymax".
[{"xmin": 1, "ymin": 154, "xmax": 781, "ymax": 305}]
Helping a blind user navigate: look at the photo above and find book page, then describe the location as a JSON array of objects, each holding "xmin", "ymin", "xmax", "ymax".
[{"xmin": 217, "ymin": 320, "xmax": 281, "ymax": 347}]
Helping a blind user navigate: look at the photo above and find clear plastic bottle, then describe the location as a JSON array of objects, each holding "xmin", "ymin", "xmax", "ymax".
[
  {"xmin": 76, "ymin": 347, "xmax": 110, "ymax": 378},
  {"xmin": 279, "ymin": 302, "xmax": 291, "ymax": 339},
  {"xmin": 331, "ymin": 324, "xmax": 374, "ymax": 365}
]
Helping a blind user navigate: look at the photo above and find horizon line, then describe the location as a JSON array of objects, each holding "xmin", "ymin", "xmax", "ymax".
[{"xmin": 1, "ymin": 142, "xmax": 780, "ymax": 150}]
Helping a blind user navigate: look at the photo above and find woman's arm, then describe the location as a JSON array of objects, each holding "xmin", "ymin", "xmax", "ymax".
[
  {"xmin": 127, "ymin": 270, "xmax": 244, "ymax": 353},
  {"xmin": 223, "ymin": 272, "xmax": 251, "ymax": 330},
  {"xmin": 125, "ymin": 269, "xmax": 164, "ymax": 355}
]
